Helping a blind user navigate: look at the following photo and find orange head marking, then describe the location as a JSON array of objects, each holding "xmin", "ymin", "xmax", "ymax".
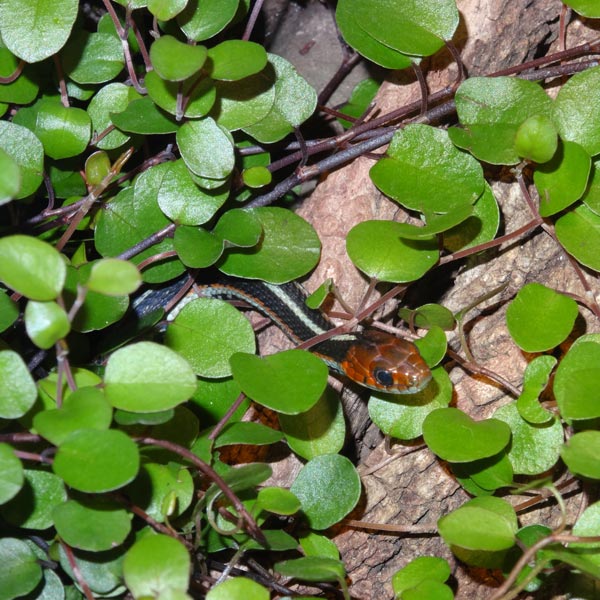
[{"xmin": 341, "ymin": 330, "xmax": 431, "ymax": 394}]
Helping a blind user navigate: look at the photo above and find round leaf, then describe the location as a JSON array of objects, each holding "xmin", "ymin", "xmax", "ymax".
[
  {"xmin": 346, "ymin": 220, "xmax": 438, "ymax": 283},
  {"xmin": 0, "ymin": 290, "xmax": 19, "ymax": 333},
  {"xmin": 451, "ymin": 76, "xmax": 553, "ymax": 165},
  {"xmin": 290, "ymin": 454, "xmax": 361, "ymax": 530},
  {"xmin": 554, "ymin": 338, "xmax": 600, "ymax": 420},
  {"xmin": 86, "ymin": 259, "xmax": 142, "ymax": 296},
  {"xmin": 53, "ymin": 495, "xmax": 131, "ymax": 551},
  {"xmin": 177, "ymin": 117, "xmax": 234, "ymax": 180},
  {"xmin": 506, "ymin": 283, "xmax": 578, "ymax": 352},
  {"xmin": 63, "ymin": 31, "xmax": 124, "ymax": 84},
  {"xmin": 279, "ymin": 387, "xmax": 346, "ymax": 459},
  {"xmin": 0, "ymin": 147, "xmax": 21, "ymax": 205},
  {"xmin": 174, "ymin": 225, "xmax": 224, "ymax": 268},
  {"xmin": 438, "ymin": 497, "xmax": 517, "ymax": 551},
  {"xmin": 148, "ymin": 0, "xmax": 188, "ymax": 20},
  {"xmin": 150, "ymin": 35, "xmax": 207, "ymax": 82},
  {"xmin": 206, "ymin": 577, "xmax": 269, "ymax": 600},
  {"xmin": 104, "ymin": 342, "xmax": 197, "ymax": 412},
  {"xmin": 0, "ymin": 538, "xmax": 42, "ymax": 600},
  {"xmin": 0, "ymin": 348, "xmax": 37, "ymax": 419},
  {"xmin": 422, "ymin": 407, "xmax": 511, "ymax": 462},
  {"xmin": 554, "ymin": 65, "xmax": 600, "ymax": 155},
  {"xmin": 561, "ymin": 431, "xmax": 600, "ymax": 479},
  {"xmin": 1, "ymin": 470, "xmax": 66, "ymax": 529},
  {"xmin": 53, "ymin": 429, "xmax": 140, "ymax": 492},
  {"xmin": 123, "ymin": 534, "xmax": 190, "ymax": 596},
  {"xmin": 165, "ymin": 298, "xmax": 255, "ymax": 377},
  {"xmin": 0, "ymin": 443, "xmax": 23, "ymax": 504},
  {"xmin": 392, "ymin": 556, "xmax": 451, "ymax": 595},
  {"xmin": 369, "ymin": 367, "xmax": 452, "ymax": 440},
  {"xmin": 493, "ymin": 401, "xmax": 563, "ymax": 475},
  {"xmin": 219, "ymin": 207, "xmax": 321, "ymax": 282},
  {"xmin": 215, "ymin": 422, "xmax": 284, "ymax": 448},
  {"xmin": 514, "ymin": 114, "xmax": 558, "ymax": 163},
  {"xmin": 370, "ymin": 124, "xmax": 484, "ymax": 214},
  {"xmin": 555, "ymin": 203, "xmax": 600, "ymax": 271},
  {"xmin": 230, "ymin": 349, "xmax": 328, "ymax": 415},
  {"xmin": 177, "ymin": 0, "xmax": 238, "ymax": 41},
  {"xmin": 534, "ymin": 140, "xmax": 591, "ymax": 216},
  {"xmin": 24, "ymin": 300, "xmax": 70, "ymax": 349},
  {"xmin": 517, "ymin": 355, "xmax": 556, "ymax": 424},
  {"xmin": 0, "ymin": 234, "xmax": 66, "ymax": 300},
  {"xmin": 0, "ymin": 0, "xmax": 78, "ymax": 62},
  {"xmin": 207, "ymin": 40, "xmax": 267, "ymax": 81},
  {"xmin": 0, "ymin": 121, "xmax": 43, "ymax": 198},
  {"xmin": 110, "ymin": 96, "xmax": 178, "ymax": 134},
  {"xmin": 33, "ymin": 386, "xmax": 113, "ymax": 446}
]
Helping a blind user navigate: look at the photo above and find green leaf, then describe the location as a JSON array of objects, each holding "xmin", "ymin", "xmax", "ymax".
[
  {"xmin": 399, "ymin": 304, "xmax": 455, "ymax": 331},
  {"xmin": 33, "ymin": 386, "xmax": 113, "ymax": 446},
  {"xmin": 88, "ymin": 82, "xmax": 141, "ymax": 150},
  {"xmin": 0, "ymin": 538, "xmax": 42, "ymax": 600},
  {"xmin": 256, "ymin": 487, "xmax": 301, "ymax": 516},
  {"xmin": 0, "ymin": 121, "xmax": 43, "ymax": 198},
  {"xmin": 85, "ymin": 259, "xmax": 141, "ymax": 296},
  {"xmin": 123, "ymin": 534, "xmax": 190, "ymax": 596},
  {"xmin": 208, "ymin": 40, "xmax": 267, "ymax": 81},
  {"xmin": 30, "ymin": 99, "xmax": 91, "ymax": 160},
  {"xmin": 166, "ymin": 298, "xmax": 255, "ymax": 377},
  {"xmin": 53, "ymin": 495, "xmax": 131, "ymax": 551},
  {"xmin": 555, "ymin": 203, "xmax": 600, "ymax": 271},
  {"xmin": 275, "ymin": 556, "xmax": 346, "ymax": 582},
  {"xmin": 493, "ymin": 402, "xmax": 563, "ymax": 475},
  {"xmin": 336, "ymin": 0, "xmax": 413, "ymax": 69},
  {"xmin": 242, "ymin": 166, "xmax": 272, "ymax": 188},
  {"xmin": 53, "ymin": 429, "xmax": 140, "ymax": 493},
  {"xmin": 150, "ymin": 35, "xmax": 207, "ymax": 82},
  {"xmin": 438, "ymin": 496, "xmax": 517, "ymax": 551},
  {"xmin": 402, "ymin": 581, "xmax": 454, "ymax": 600},
  {"xmin": 212, "ymin": 67, "xmax": 276, "ymax": 131},
  {"xmin": 337, "ymin": 78, "xmax": 380, "ymax": 128},
  {"xmin": 0, "ymin": 234, "xmax": 66, "ymax": 300},
  {"xmin": 563, "ymin": 0, "xmax": 600, "ymax": 16},
  {"xmin": 561, "ymin": 431, "xmax": 600, "ymax": 479},
  {"xmin": 369, "ymin": 367, "xmax": 452, "ymax": 440},
  {"xmin": 111, "ymin": 96, "xmax": 178, "ymax": 134},
  {"xmin": 206, "ymin": 577, "xmax": 269, "ymax": 600},
  {"xmin": 95, "ymin": 185, "xmax": 182, "ymax": 284},
  {"xmin": 157, "ymin": 159, "xmax": 228, "ymax": 226},
  {"xmin": 534, "ymin": 140, "xmax": 591, "ymax": 216},
  {"xmin": 415, "ymin": 326, "xmax": 448, "ymax": 368},
  {"xmin": 0, "ymin": 0, "xmax": 78, "ymax": 62},
  {"xmin": 342, "ymin": 0, "xmax": 458, "ymax": 57},
  {"xmin": 279, "ymin": 387, "xmax": 346, "ymax": 460},
  {"xmin": 506, "ymin": 283, "xmax": 578, "ymax": 352},
  {"xmin": 299, "ymin": 531, "xmax": 340, "ymax": 559},
  {"xmin": 423, "ymin": 407, "xmax": 511, "ymax": 462},
  {"xmin": 127, "ymin": 462, "xmax": 194, "ymax": 523},
  {"xmin": 0, "ymin": 443, "xmax": 23, "ymax": 504},
  {"xmin": 177, "ymin": 0, "xmax": 239, "ymax": 41},
  {"xmin": 392, "ymin": 556, "xmax": 451, "ymax": 595},
  {"xmin": 0, "ymin": 147, "xmax": 21, "ymax": 205},
  {"xmin": 174, "ymin": 226, "xmax": 224, "ymax": 268},
  {"xmin": 177, "ymin": 117, "xmax": 234, "ymax": 179},
  {"xmin": 0, "ymin": 47, "xmax": 38, "ymax": 105},
  {"xmin": 213, "ymin": 208, "xmax": 262, "ymax": 248},
  {"xmin": 290, "ymin": 454, "xmax": 361, "ymax": 530},
  {"xmin": 346, "ymin": 220, "xmax": 438, "ymax": 283},
  {"xmin": 148, "ymin": 0, "xmax": 188, "ymax": 20},
  {"xmin": 104, "ymin": 342, "xmax": 197, "ymax": 412},
  {"xmin": 214, "ymin": 422, "xmax": 284, "ymax": 447},
  {"xmin": 451, "ymin": 76, "xmax": 553, "ymax": 165},
  {"xmin": 554, "ymin": 65, "xmax": 600, "ymax": 155},
  {"xmin": 0, "ymin": 469, "xmax": 66, "ymax": 529},
  {"xmin": 0, "ymin": 290, "xmax": 19, "ymax": 332},
  {"xmin": 554, "ymin": 336, "xmax": 600, "ymax": 420},
  {"xmin": 219, "ymin": 207, "xmax": 321, "ymax": 282},
  {"xmin": 243, "ymin": 54, "xmax": 317, "ymax": 143},
  {"xmin": 392, "ymin": 205, "xmax": 474, "ymax": 239},
  {"xmin": 24, "ymin": 300, "xmax": 70, "ymax": 349},
  {"xmin": 583, "ymin": 158, "xmax": 600, "ymax": 215},
  {"xmin": 63, "ymin": 31, "xmax": 124, "ymax": 84},
  {"xmin": 0, "ymin": 348, "xmax": 37, "ymax": 419},
  {"xmin": 514, "ymin": 114, "xmax": 558, "ymax": 163},
  {"xmin": 85, "ymin": 150, "xmax": 112, "ymax": 185},
  {"xmin": 231, "ymin": 349, "xmax": 328, "ymax": 415},
  {"xmin": 453, "ymin": 452, "xmax": 513, "ymax": 494},
  {"xmin": 517, "ymin": 355, "xmax": 556, "ymax": 424}
]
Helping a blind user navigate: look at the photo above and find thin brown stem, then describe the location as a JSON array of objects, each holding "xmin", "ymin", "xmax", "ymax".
[{"xmin": 0, "ymin": 58, "xmax": 24, "ymax": 83}]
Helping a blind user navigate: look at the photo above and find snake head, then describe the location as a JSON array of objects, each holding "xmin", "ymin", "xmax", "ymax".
[{"xmin": 341, "ymin": 329, "xmax": 432, "ymax": 394}]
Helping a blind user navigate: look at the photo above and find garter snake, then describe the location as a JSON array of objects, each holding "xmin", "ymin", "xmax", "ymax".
[{"xmin": 134, "ymin": 276, "xmax": 431, "ymax": 394}]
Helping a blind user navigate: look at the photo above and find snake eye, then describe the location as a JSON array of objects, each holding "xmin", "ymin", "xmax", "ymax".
[{"xmin": 373, "ymin": 368, "xmax": 394, "ymax": 387}]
